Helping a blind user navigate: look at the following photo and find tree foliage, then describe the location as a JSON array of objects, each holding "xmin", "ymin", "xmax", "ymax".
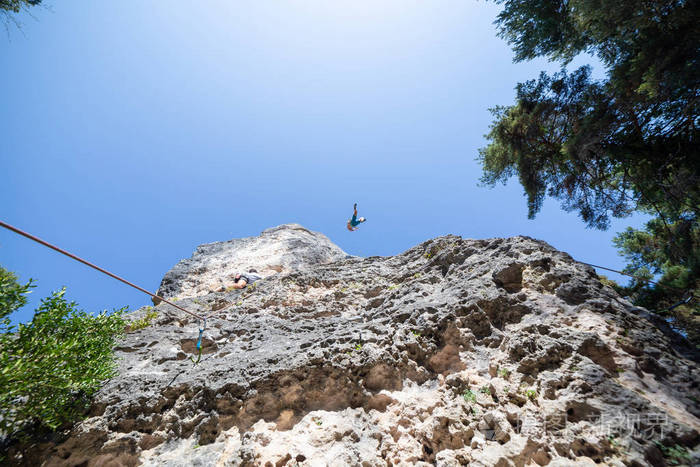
[
  {"xmin": 480, "ymin": 0, "xmax": 699, "ymax": 316},
  {"xmin": 0, "ymin": 266, "xmax": 126, "ymax": 439},
  {"xmin": 0, "ymin": 0, "xmax": 41, "ymax": 13},
  {"xmin": 613, "ymin": 218, "xmax": 700, "ymax": 308},
  {"xmin": 0, "ymin": 267, "xmax": 33, "ymax": 332},
  {"xmin": 1, "ymin": 0, "xmax": 42, "ymax": 32}
]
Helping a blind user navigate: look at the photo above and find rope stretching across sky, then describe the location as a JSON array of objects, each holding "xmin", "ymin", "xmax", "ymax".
[
  {"xmin": 1, "ymin": 219, "xmax": 695, "ymax": 321},
  {"xmin": 0, "ymin": 219, "xmax": 205, "ymax": 321}
]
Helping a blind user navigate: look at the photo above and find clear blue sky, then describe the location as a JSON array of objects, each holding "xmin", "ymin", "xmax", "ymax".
[{"xmin": 1, "ymin": 1, "xmax": 648, "ymax": 324}]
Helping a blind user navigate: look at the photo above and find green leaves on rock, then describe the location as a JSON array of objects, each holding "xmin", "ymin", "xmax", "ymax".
[{"xmin": 0, "ymin": 266, "xmax": 127, "ymax": 437}]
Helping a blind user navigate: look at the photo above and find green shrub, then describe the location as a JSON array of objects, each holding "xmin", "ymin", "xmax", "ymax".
[
  {"xmin": 0, "ymin": 266, "xmax": 126, "ymax": 438},
  {"xmin": 462, "ymin": 389, "xmax": 476, "ymax": 403},
  {"xmin": 598, "ymin": 275, "xmax": 623, "ymax": 292},
  {"xmin": 129, "ymin": 309, "xmax": 158, "ymax": 332},
  {"xmin": 0, "ymin": 268, "xmax": 34, "ymax": 331},
  {"xmin": 655, "ymin": 442, "xmax": 691, "ymax": 465}
]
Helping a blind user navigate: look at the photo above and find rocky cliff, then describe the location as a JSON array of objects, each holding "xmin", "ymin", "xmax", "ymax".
[
  {"xmin": 154, "ymin": 224, "xmax": 350, "ymax": 300},
  {"xmin": 12, "ymin": 224, "xmax": 700, "ymax": 466}
]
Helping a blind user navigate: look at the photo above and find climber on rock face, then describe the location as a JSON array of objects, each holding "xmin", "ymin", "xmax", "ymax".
[
  {"xmin": 347, "ymin": 203, "xmax": 366, "ymax": 231},
  {"xmin": 231, "ymin": 271, "xmax": 261, "ymax": 289}
]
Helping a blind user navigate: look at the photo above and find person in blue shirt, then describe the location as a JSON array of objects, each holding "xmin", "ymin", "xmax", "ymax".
[{"xmin": 347, "ymin": 203, "xmax": 366, "ymax": 231}]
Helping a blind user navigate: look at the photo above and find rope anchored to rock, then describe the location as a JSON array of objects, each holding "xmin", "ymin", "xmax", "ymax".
[
  {"xmin": 0, "ymin": 219, "xmax": 207, "ymax": 363},
  {"xmin": 577, "ymin": 260, "xmax": 697, "ymax": 310}
]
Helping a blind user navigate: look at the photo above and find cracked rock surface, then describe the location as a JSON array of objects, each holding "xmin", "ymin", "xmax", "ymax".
[
  {"xmin": 154, "ymin": 224, "xmax": 349, "ymax": 301},
  {"xmin": 12, "ymin": 225, "xmax": 700, "ymax": 466}
]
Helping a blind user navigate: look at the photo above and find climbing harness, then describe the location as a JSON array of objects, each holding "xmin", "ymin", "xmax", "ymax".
[
  {"xmin": 0, "ymin": 219, "xmax": 207, "ymax": 362},
  {"xmin": 190, "ymin": 318, "xmax": 207, "ymax": 364}
]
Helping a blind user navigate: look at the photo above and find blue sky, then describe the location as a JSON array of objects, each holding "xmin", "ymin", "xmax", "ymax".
[{"xmin": 1, "ymin": 1, "xmax": 648, "ymax": 324}]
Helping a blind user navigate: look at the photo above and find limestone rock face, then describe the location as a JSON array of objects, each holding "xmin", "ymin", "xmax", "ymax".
[
  {"xmin": 12, "ymin": 227, "xmax": 700, "ymax": 466},
  {"xmin": 155, "ymin": 224, "xmax": 350, "ymax": 300}
]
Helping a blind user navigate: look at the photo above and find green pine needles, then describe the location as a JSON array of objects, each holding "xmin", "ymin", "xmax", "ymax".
[
  {"xmin": 480, "ymin": 0, "xmax": 700, "ymax": 337},
  {"xmin": 0, "ymin": 266, "xmax": 127, "ymax": 438}
]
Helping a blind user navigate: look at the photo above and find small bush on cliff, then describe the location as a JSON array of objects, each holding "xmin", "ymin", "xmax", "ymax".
[
  {"xmin": 462, "ymin": 389, "xmax": 476, "ymax": 403},
  {"xmin": 655, "ymin": 442, "xmax": 691, "ymax": 465},
  {"xmin": 0, "ymin": 266, "xmax": 126, "ymax": 438},
  {"xmin": 128, "ymin": 308, "xmax": 158, "ymax": 332}
]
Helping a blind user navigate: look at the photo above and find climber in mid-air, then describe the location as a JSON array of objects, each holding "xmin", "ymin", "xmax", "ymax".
[{"xmin": 347, "ymin": 203, "xmax": 366, "ymax": 231}]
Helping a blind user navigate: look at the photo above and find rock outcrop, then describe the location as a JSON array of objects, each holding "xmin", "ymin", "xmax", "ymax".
[
  {"xmin": 155, "ymin": 224, "xmax": 349, "ymax": 301},
  {"xmin": 11, "ymin": 226, "xmax": 700, "ymax": 466}
]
